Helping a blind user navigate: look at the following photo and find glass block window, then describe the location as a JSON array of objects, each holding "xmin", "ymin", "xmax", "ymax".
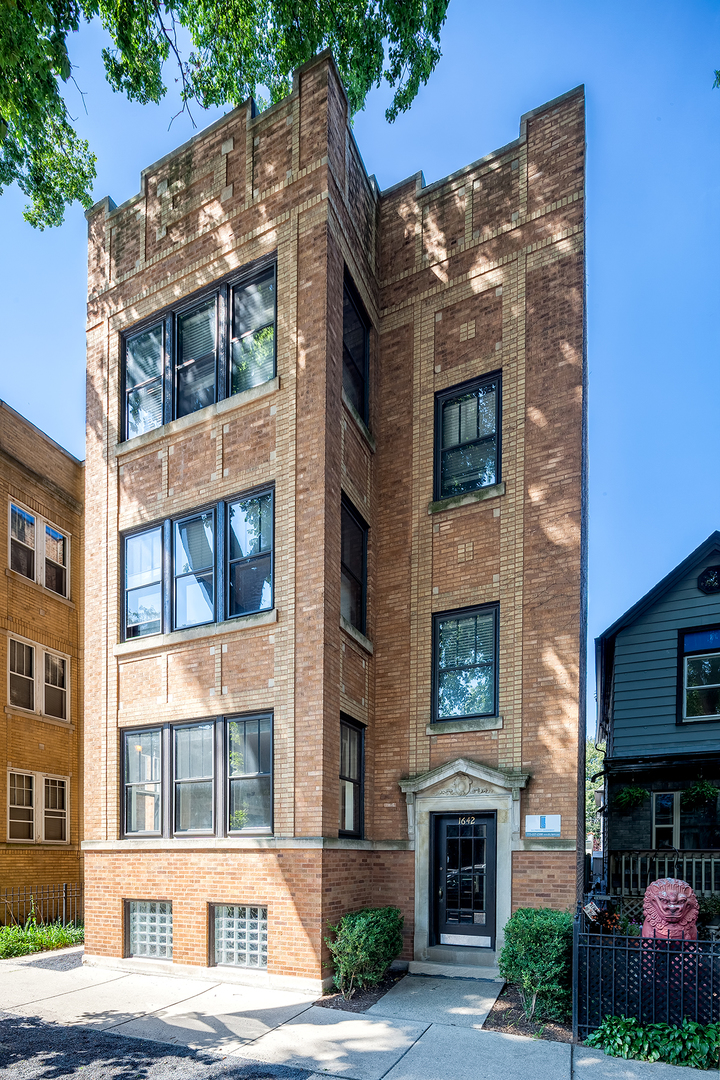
[
  {"xmin": 227, "ymin": 716, "xmax": 272, "ymax": 831},
  {"xmin": 436, "ymin": 376, "xmax": 499, "ymax": 500},
  {"xmin": 231, "ymin": 267, "xmax": 276, "ymax": 395},
  {"xmin": 125, "ymin": 324, "xmax": 164, "ymax": 439},
  {"xmin": 435, "ymin": 606, "xmax": 498, "ymax": 721},
  {"xmin": 10, "ymin": 504, "xmax": 35, "ymax": 579},
  {"xmin": 228, "ymin": 491, "xmax": 273, "ymax": 617},
  {"xmin": 125, "ymin": 527, "xmax": 163, "ymax": 638},
  {"xmin": 177, "ymin": 300, "xmax": 217, "ymax": 419},
  {"xmin": 128, "ymin": 900, "xmax": 173, "ymax": 959},
  {"xmin": 214, "ymin": 905, "xmax": 267, "ymax": 967},
  {"xmin": 10, "ymin": 639, "xmax": 34, "ymax": 711}
]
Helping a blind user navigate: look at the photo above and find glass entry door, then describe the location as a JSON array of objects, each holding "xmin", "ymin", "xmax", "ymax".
[{"xmin": 433, "ymin": 812, "xmax": 496, "ymax": 948}]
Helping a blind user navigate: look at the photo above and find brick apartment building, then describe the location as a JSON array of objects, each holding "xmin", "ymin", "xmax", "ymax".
[
  {"xmin": 83, "ymin": 51, "xmax": 586, "ymax": 987},
  {"xmin": 1, "ymin": 401, "xmax": 84, "ymax": 899}
]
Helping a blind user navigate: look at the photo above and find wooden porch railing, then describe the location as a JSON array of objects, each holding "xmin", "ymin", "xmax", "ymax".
[{"xmin": 609, "ymin": 851, "xmax": 720, "ymax": 896}]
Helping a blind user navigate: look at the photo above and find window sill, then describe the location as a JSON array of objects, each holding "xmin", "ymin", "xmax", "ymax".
[
  {"xmin": 428, "ymin": 482, "xmax": 505, "ymax": 515},
  {"xmin": 340, "ymin": 616, "xmax": 373, "ymax": 655},
  {"xmin": 4, "ymin": 706, "xmax": 74, "ymax": 731},
  {"xmin": 426, "ymin": 716, "xmax": 503, "ymax": 736},
  {"xmin": 115, "ymin": 376, "xmax": 280, "ymax": 458},
  {"xmin": 5, "ymin": 568, "xmax": 74, "ymax": 609},
  {"xmin": 342, "ymin": 390, "xmax": 376, "ymax": 453},
  {"xmin": 114, "ymin": 607, "xmax": 278, "ymax": 656}
]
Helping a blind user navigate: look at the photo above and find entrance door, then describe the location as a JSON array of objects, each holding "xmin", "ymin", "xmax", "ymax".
[{"xmin": 433, "ymin": 813, "xmax": 496, "ymax": 949}]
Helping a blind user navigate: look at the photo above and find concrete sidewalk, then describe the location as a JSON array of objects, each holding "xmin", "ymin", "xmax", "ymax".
[{"xmin": 0, "ymin": 948, "xmax": 714, "ymax": 1078}]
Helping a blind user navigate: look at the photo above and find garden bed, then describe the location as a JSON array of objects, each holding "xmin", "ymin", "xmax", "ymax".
[
  {"xmin": 482, "ymin": 983, "xmax": 572, "ymax": 1042},
  {"xmin": 0, "ymin": 921, "xmax": 84, "ymax": 959},
  {"xmin": 315, "ymin": 970, "xmax": 406, "ymax": 1013}
]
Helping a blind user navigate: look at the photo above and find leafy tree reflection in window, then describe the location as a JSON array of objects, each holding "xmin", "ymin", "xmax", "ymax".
[
  {"xmin": 439, "ymin": 378, "xmax": 498, "ymax": 499},
  {"xmin": 228, "ymin": 717, "xmax": 272, "ymax": 830},
  {"xmin": 232, "ymin": 269, "xmax": 276, "ymax": 394},
  {"xmin": 436, "ymin": 608, "xmax": 496, "ymax": 720},
  {"xmin": 229, "ymin": 493, "xmax": 273, "ymax": 616},
  {"xmin": 125, "ymin": 325, "xmax": 163, "ymax": 439},
  {"xmin": 684, "ymin": 628, "xmax": 720, "ymax": 720},
  {"xmin": 174, "ymin": 513, "xmax": 215, "ymax": 629},
  {"xmin": 125, "ymin": 528, "xmax": 163, "ymax": 638}
]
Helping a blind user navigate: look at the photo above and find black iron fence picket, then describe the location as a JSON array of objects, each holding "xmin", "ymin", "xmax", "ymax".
[
  {"xmin": 573, "ymin": 911, "xmax": 720, "ymax": 1041},
  {"xmin": 0, "ymin": 883, "xmax": 83, "ymax": 927}
]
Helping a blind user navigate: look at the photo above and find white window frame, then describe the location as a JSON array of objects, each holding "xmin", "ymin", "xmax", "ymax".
[
  {"xmin": 7, "ymin": 770, "xmax": 70, "ymax": 844},
  {"xmin": 7, "ymin": 633, "xmax": 71, "ymax": 722},
  {"xmin": 652, "ymin": 791, "xmax": 679, "ymax": 849},
  {"xmin": 8, "ymin": 498, "xmax": 71, "ymax": 599}
]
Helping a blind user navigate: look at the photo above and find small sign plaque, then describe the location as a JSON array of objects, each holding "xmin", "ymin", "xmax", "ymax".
[{"xmin": 525, "ymin": 814, "xmax": 561, "ymax": 838}]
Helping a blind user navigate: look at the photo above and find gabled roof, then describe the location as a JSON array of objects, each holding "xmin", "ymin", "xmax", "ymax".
[{"xmin": 597, "ymin": 531, "xmax": 720, "ymax": 646}]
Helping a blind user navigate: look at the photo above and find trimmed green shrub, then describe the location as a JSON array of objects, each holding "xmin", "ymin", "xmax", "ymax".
[
  {"xmin": 586, "ymin": 1015, "xmax": 720, "ymax": 1071},
  {"xmin": 0, "ymin": 919, "xmax": 84, "ymax": 958},
  {"xmin": 325, "ymin": 906, "xmax": 403, "ymax": 999},
  {"xmin": 498, "ymin": 907, "xmax": 573, "ymax": 1020}
]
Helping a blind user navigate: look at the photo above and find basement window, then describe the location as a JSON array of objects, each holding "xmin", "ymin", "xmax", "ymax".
[
  {"xmin": 213, "ymin": 905, "xmax": 268, "ymax": 967},
  {"xmin": 126, "ymin": 900, "xmax": 173, "ymax": 959}
]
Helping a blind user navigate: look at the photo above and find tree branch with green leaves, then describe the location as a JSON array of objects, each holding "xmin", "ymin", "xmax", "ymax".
[{"xmin": 0, "ymin": 0, "xmax": 450, "ymax": 228}]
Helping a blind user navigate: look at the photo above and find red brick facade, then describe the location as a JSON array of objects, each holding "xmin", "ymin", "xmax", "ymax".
[{"xmin": 84, "ymin": 52, "xmax": 586, "ymax": 985}]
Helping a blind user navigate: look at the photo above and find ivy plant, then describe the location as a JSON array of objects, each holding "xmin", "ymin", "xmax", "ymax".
[{"xmin": 613, "ymin": 786, "xmax": 650, "ymax": 811}]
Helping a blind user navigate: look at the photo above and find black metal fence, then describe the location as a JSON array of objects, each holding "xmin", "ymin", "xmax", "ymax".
[
  {"xmin": 0, "ymin": 883, "xmax": 84, "ymax": 927},
  {"xmin": 573, "ymin": 913, "xmax": 720, "ymax": 1040}
]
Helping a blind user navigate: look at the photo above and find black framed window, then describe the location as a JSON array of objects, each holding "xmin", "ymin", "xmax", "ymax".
[
  {"xmin": 125, "ymin": 527, "xmax": 163, "ymax": 638},
  {"xmin": 339, "ymin": 716, "xmax": 364, "ymax": 838},
  {"xmin": 122, "ymin": 489, "xmax": 273, "ymax": 641},
  {"xmin": 342, "ymin": 278, "xmax": 369, "ymax": 423},
  {"xmin": 434, "ymin": 605, "xmax": 498, "ymax": 721},
  {"xmin": 232, "ymin": 268, "xmax": 276, "ymax": 394},
  {"xmin": 125, "ymin": 324, "xmax": 164, "ymax": 439},
  {"xmin": 682, "ymin": 626, "xmax": 720, "ymax": 722},
  {"xmin": 122, "ymin": 260, "xmax": 277, "ymax": 442},
  {"xmin": 122, "ymin": 715, "xmax": 273, "ymax": 838},
  {"xmin": 174, "ymin": 512, "xmax": 216, "ymax": 630},
  {"xmin": 341, "ymin": 499, "xmax": 367, "ymax": 634},
  {"xmin": 228, "ymin": 493, "xmax": 273, "ymax": 617},
  {"xmin": 174, "ymin": 722, "xmax": 215, "ymax": 833},
  {"xmin": 435, "ymin": 375, "xmax": 500, "ymax": 500},
  {"xmin": 227, "ymin": 716, "xmax": 272, "ymax": 831},
  {"xmin": 124, "ymin": 729, "xmax": 162, "ymax": 836}
]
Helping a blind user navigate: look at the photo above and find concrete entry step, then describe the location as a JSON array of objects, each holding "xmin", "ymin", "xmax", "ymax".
[{"xmin": 409, "ymin": 961, "xmax": 503, "ymax": 981}]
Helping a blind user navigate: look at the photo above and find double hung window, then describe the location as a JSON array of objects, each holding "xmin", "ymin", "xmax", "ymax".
[
  {"xmin": 652, "ymin": 789, "xmax": 720, "ymax": 850},
  {"xmin": 342, "ymin": 278, "xmax": 370, "ymax": 423},
  {"xmin": 682, "ymin": 627, "xmax": 720, "ymax": 722},
  {"xmin": 433, "ymin": 605, "xmax": 498, "ymax": 722},
  {"xmin": 123, "ymin": 489, "xmax": 273, "ymax": 640},
  {"xmin": 122, "ymin": 714, "xmax": 273, "ymax": 837},
  {"xmin": 9, "ymin": 502, "xmax": 70, "ymax": 598},
  {"xmin": 7, "ymin": 771, "xmax": 69, "ymax": 843},
  {"xmin": 122, "ymin": 260, "xmax": 277, "ymax": 441},
  {"xmin": 9, "ymin": 636, "xmax": 69, "ymax": 720},
  {"xmin": 339, "ymin": 716, "xmax": 364, "ymax": 838},
  {"xmin": 340, "ymin": 499, "xmax": 367, "ymax": 634},
  {"xmin": 435, "ymin": 375, "xmax": 500, "ymax": 500}
]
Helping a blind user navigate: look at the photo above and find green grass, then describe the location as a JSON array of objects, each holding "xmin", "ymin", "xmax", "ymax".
[{"xmin": 0, "ymin": 919, "xmax": 84, "ymax": 959}]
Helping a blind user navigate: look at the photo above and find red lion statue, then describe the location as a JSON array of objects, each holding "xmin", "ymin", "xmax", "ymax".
[{"xmin": 642, "ymin": 877, "xmax": 699, "ymax": 940}]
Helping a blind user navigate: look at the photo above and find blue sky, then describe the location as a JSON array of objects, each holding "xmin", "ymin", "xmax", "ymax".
[{"xmin": 1, "ymin": 0, "xmax": 718, "ymax": 729}]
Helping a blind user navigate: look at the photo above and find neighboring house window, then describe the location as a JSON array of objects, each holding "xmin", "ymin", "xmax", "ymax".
[
  {"xmin": 340, "ymin": 499, "xmax": 367, "ymax": 634},
  {"xmin": 653, "ymin": 792, "xmax": 677, "ymax": 849},
  {"xmin": 213, "ymin": 905, "xmax": 268, "ymax": 968},
  {"xmin": 228, "ymin": 716, "xmax": 272, "ymax": 831},
  {"xmin": 434, "ymin": 605, "xmax": 498, "ymax": 721},
  {"xmin": 122, "ymin": 261, "xmax": 277, "ymax": 441},
  {"xmin": 682, "ymin": 627, "xmax": 720, "ymax": 721},
  {"xmin": 652, "ymin": 789, "xmax": 720, "ymax": 850},
  {"xmin": 122, "ymin": 714, "xmax": 273, "ymax": 838},
  {"xmin": 126, "ymin": 900, "xmax": 173, "ymax": 959},
  {"xmin": 9, "ymin": 502, "xmax": 70, "ymax": 598},
  {"xmin": 8, "ymin": 636, "xmax": 70, "ymax": 721},
  {"xmin": 7, "ymin": 771, "xmax": 69, "ymax": 843},
  {"xmin": 339, "ymin": 716, "xmax": 364, "ymax": 838},
  {"xmin": 124, "ymin": 728, "xmax": 162, "ymax": 835},
  {"xmin": 342, "ymin": 278, "xmax": 369, "ymax": 423},
  {"xmin": 435, "ymin": 374, "xmax": 500, "ymax": 500},
  {"xmin": 122, "ymin": 490, "xmax": 273, "ymax": 640}
]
